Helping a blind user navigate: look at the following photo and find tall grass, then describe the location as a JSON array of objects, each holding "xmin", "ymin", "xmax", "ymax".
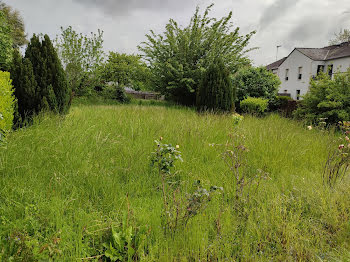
[{"xmin": 0, "ymin": 103, "xmax": 349, "ymax": 261}]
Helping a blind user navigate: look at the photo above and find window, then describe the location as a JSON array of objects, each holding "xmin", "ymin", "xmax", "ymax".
[
  {"xmin": 317, "ymin": 65, "xmax": 324, "ymax": 75},
  {"xmin": 298, "ymin": 67, "xmax": 302, "ymax": 80},
  {"xmin": 296, "ymin": 90, "xmax": 301, "ymax": 100},
  {"xmin": 285, "ymin": 69, "xmax": 289, "ymax": 81},
  {"xmin": 328, "ymin": 64, "xmax": 333, "ymax": 78}
]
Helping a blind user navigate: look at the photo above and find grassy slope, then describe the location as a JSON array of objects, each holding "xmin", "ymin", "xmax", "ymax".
[{"xmin": 0, "ymin": 103, "xmax": 349, "ymax": 261}]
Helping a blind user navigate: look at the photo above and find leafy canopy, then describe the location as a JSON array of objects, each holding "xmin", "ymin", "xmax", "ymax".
[
  {"xmin": 54, "ymin": 26, "xmax": 104, "ymax": 94},
  {"xmin": 0, "ymin": 10, "xmax": 12, "ymax": 69},
  {"xmin": 233, "ymin": 66, "xmax": 280, "ymax": 103},
  {"xmin": 294, "ymin": 70, "xmax": 350, "ymax": 124},
  {"xmin": 0, "ymin": 1, "xmax": 27, "ymax": 48},
  {"xmin": 139, "ymin": 4, "xmax": 255, "ymax": 105},
  {"xmin": 99, "ymin": 52, "xmax": 152, "ymax": 91},
  {"xmin": 329, "ymin": 29, "xmax": 350, "ymax": 45}
]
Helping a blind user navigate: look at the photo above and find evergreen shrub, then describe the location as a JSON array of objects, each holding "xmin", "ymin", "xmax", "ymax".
[{"xmin": 196, "ymin": 59, "xmax": 235, "ymax": 112}]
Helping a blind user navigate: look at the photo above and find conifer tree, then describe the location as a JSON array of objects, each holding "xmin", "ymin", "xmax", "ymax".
[
  {"xmin": 196, "ymin": 58, "xmax": 235, "ymax": 112},
  {"xmin": 10, "ymin": 49, "xmax": 37, "ymax": 119},
  {"xmin": 25, "ymin": 34, "xmax": 70, "ymax": 113},
  {"xmin": 42, "ymin": 35, "xmax": 69, "ymax": 113},
  {"xmin": 11, "ymin": 34, "xmax": 70, "ymax": 124}
]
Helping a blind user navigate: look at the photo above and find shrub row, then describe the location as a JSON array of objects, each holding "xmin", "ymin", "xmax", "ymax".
[{"xmin": 0, "ymin": 71, "xmax": 15, "ymax": 138}]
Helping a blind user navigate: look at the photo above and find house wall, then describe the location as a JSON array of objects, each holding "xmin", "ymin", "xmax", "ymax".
[
  {"xmin": 325, "ymin": 57, "xmax": 350, "ymax": 77},
  {"xmin": 277, "ymin": 49, "xmax": 313, "ymax": 100}
]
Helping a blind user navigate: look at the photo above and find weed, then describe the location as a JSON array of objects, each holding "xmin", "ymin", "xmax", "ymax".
[{"xmin": 323, "ymin": 121, "xmax": 350, "ymax": 187}]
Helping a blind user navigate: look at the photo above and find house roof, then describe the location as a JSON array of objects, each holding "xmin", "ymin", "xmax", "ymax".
[
  {"xmin": 266, "ymin": 57, "xmax": 287, "ymax": 70},
  {"xmin": 297, "ymin": 41, "xmax": 350, "ymax": 60},
  {"xmin": 266, "ymin": 41, "xmax": 350, "ymax": 69}
]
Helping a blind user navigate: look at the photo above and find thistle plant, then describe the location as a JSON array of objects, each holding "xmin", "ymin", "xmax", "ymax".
[
  {"xmin": 222, "ymin": 132, "xmax": 269, "ymax": 203},
  {"xmin": 323, "ymin": 121, "xmax": 350, "ymax": 187},
  {"xmin": 150, "ymin": 138, "xmax": 222, "ymax": 234},
  {"xmin": 150, "ymin": 138, "xmax": 183, "ymax": 233}
]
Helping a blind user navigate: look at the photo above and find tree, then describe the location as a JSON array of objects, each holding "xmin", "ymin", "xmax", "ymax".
[
  {"xmin": 100, "ymin": 52, "xmax": 152, "ymax": 91},
  {"xmin": 294, "ymin": 70, "xmax": 350, "ymax": 125},
  {"xmin": 10, "ymin": 49, "xmax": 36, "ymax": 119},
  {"xmin": 54, "ymin": 26, "xmax": 104, "ymax": 94},
  {"xmin": 233, "ymin": 66, "xmax": 280, "ymax": 106},
  {"xmin": 11, "ymin": 34, "xmax": 70, "ymax": 124},
  {"xmin": 139, "ymin": 4, "xmax": 255, "ymax": 105},
  {"xmin": 0, "ymin": 1, "xmax": 27, "ymax": 48},
  {"xmin": 41, "ymin": 35, "xmax": 70, "ymax": 113},
  {"xmin": 0, "ymin": 10, "xmax": 12, "ymax": 70},
  {"xmin": 197, "ymin": 58, "xmax": 235, "ymax": 112},
  {"xmin": 329, "ymin": 29, "xmax": 350, "ymax": 45}
]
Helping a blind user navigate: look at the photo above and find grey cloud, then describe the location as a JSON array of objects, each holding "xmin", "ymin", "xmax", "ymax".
[
  {"xmin": 72, "ymin": 0, "xmax": 194, "ymax": 15},
  {"xmin": 283, "ymin": 10, "xmax": 350, "ymax": 51},
  {"xmin": 259, "ymin": 0, "xmax": 301, "ymax": 30},
  {"xmin": 285, "ymin": 17, "xmax": 327, "ymax": 47}
]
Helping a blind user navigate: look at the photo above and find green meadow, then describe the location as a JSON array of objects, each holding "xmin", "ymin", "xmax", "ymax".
[{"xmin": 1, "ymin": 102, "xmax": 350, "ymax": 261}]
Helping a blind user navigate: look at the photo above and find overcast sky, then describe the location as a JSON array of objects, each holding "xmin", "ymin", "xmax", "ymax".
[{"xmin": 8, "ymin": 0, "xmax": 350, "ymax": 66}]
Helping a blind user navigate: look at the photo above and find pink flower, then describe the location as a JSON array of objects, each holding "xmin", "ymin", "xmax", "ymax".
[{"xmin": 339, "ymin": 144, "xmax": 345, "ymax": 150}]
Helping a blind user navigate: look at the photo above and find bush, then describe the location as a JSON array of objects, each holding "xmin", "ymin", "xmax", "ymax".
[
  {"xmin": 102, "ymin": 84, "xmax": 130, "ymax": 103},
  {"xmin": 0, "ymin": 71, "xmax": 15, "ymax": 137},
  {"xmin": 268, "ymin": 95, "xmax": 292, "ymax": 112},
  {"xmin": 240, "ymin": 97, "xmax": 268, "ymax": 115},
  {"xmin": 196, "ymin": 59, "xmax": 235, "ymax": 112},
  {"xmin": 233, "ymin": 66, "xmax": 280, "ymax": 108},
  {"xmin": 294, "ymin": 70, "xmax": 350, "ymax": 125}
]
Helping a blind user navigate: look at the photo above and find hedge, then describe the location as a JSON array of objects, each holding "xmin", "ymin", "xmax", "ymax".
[{"xmin": 0, "ymin": 71, "xmax": 15, "ymax": 138}]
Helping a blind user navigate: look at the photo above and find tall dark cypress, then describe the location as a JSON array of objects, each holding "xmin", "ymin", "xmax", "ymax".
[
  {"xmin": 25, "ymin": 34, "xmax": 47, "ymax": 111},
  {"xmin": 25, "ymin": 34, "xmax": 70, "ymax": 113},
  {"xmin": 10, "ymin": 49, "xmax": 37, "ymax": 120},
  {"xmin": 41, "ymin": 35, "xmax": 69, "ymax": 113},
  {"xmin": 196, "ymin": 58, "xmax": 235, "ymax": 112}
]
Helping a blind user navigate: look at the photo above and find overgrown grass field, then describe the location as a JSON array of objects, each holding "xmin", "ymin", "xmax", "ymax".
[{"xmin": 1, "ymin": 102, "xmax": 350, "ymax": 261}]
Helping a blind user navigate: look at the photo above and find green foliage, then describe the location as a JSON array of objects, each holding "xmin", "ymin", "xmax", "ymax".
[
  {"xmin": 240, "ymin": 96, "xmax": 268, "ymax": 115},
  {"xmin": 100, "ymin": 52, "xmax": 152, "ymax": 91},
  {"xmin": 10, "ymin": 35, "xmax": 70, "ymax": 124},
  {"xmin": 0, "ymin": 71, "xmax": 14, "ymax": 140},
  {"xmin": 102, "ymin": 84, "xmax": 131, "ymax": 103},
  {"xmin": 26, "ymin": 34, "xmax": 70, "ymax": 113},
  {"xmin": 268, "ymin": 95, "xmax": 293, "ymax": 112},
  {"xmin": 150, "ymin": 139, "xmax": 221, "ymax": 234},
  {"xmin": 233, "ymin": 66, "xmax": 280, "ymax": 106},
  {"xmin": 11, "ymin": 49, "xmax": 36, "ymax": 120},
  {"xmin": 196, "ymin": 58, "xmax": 235, "ymax": 112},
  {"xmin": 323, "ymin": 121, "xmax": 350, "ymax": 187},
  {"xmin": 139, "ymin": 4, "xmax": 255, "ymax": 105},
  {"xmin": 0, "ymin": 2, "xmax": 27, "ymax": 48},
  {"xmin": 0, "ymin": 10, "xmax": 12, "ymax": 70},
  {"xmin": 329, "ymin": 28, "xmax": 350, "ymax": 45},
  {"xmin": 104, "ymin": 215, "xmax": 148, "ymax": 262},
  {"xmin": 54, "ymin": 26, "xmax": 104, "ymax": 94},
  {"xmin": 294, "ymin": 70, "xmax": 350, "ymax": 125}
]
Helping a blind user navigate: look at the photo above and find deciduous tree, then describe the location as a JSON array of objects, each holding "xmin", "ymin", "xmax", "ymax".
[
  {"xmin": 329, "ymin": 29, "xmax": 350, "ymax": 45},
  {"xmin": 0, "ymin": 1, "xmax": 27, "ymax": 48},
  {"xmin": 54, "ymin": 26, "xmax": 104, "ymax": 94},
  {"xmin": 0, "ymin": 10, "xmax": 12, "ymax": 70},
  {"xmin": 139, "ymin": 4, "xmax": 255, "ymax": 105}
]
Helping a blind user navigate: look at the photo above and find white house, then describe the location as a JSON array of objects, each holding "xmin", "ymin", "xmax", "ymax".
[{"xmin": 266, "ymin": 41, "xmax": 350, "ymax": 100}]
